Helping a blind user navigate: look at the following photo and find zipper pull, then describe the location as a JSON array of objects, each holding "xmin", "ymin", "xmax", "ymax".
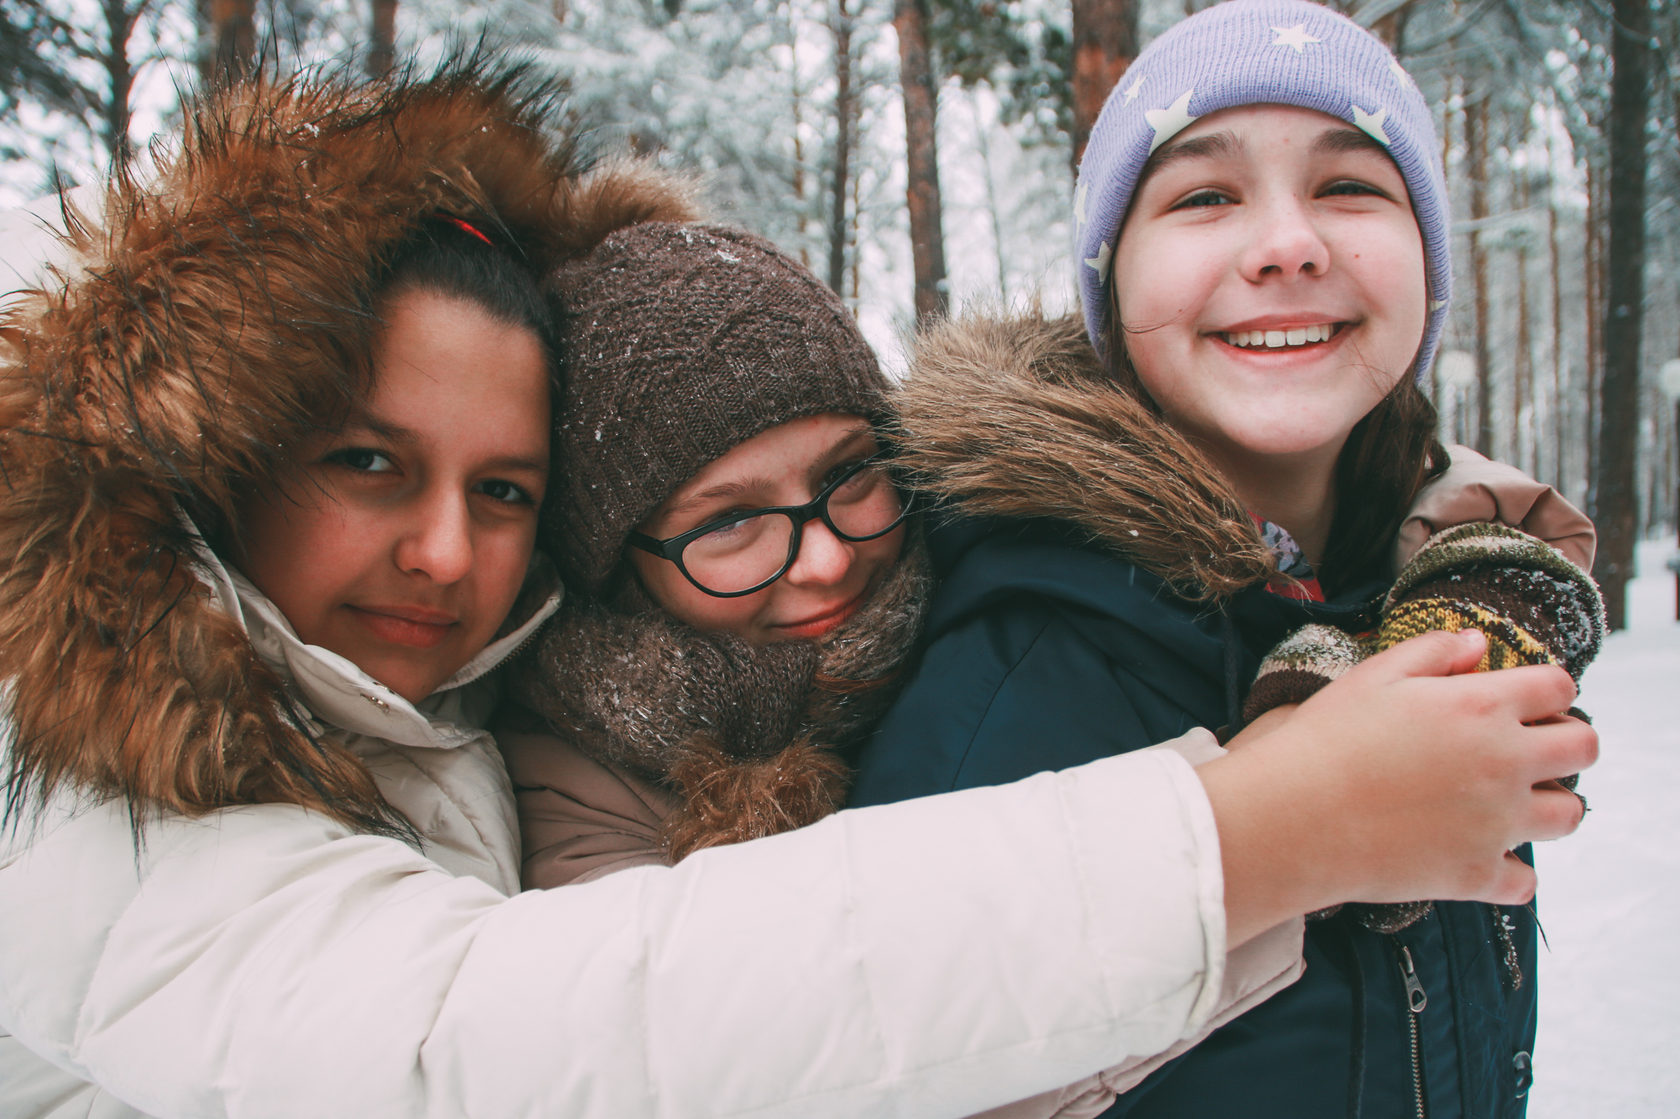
[{"xmin": 1398, "ymin": 945, "xmax": 1428, "ymax": 1013}]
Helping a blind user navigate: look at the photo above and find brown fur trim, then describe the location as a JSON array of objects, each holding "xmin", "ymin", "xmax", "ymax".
[
  {"xmin": 660, "ymin": 737, "xmax": 850, "ymax": 862},
  {"xmin": 890, "ymin": 310, "xmax": 1275, "ymax": 601},
  {"xmin": 0, "ymin": 57, "xmax": 694, "ymax": 837},
  {"xmin": 545, "ymin": 156, "xmax": 705, "ymax": 259}
]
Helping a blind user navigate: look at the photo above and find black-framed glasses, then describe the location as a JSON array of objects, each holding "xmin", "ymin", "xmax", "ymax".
[{"xmin": 626, "ymin": 454, "xmax": 908, "ymax": 598}]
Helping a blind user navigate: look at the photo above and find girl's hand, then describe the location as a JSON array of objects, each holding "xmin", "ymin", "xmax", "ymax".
[{"xmin": 1202, "ymin": 628, "xmax": 1596, "ymax": 947}]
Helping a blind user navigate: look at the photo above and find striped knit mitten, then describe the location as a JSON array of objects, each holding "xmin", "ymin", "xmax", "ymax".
[{"xmin": 1375, "ymin": 521, "xmax": 1604, "ymax": 682}]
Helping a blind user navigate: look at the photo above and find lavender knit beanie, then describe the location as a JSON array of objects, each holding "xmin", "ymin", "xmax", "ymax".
[{"xmin": 1073, "ymin": 0, "xmax": 1450, "ymax": 379}]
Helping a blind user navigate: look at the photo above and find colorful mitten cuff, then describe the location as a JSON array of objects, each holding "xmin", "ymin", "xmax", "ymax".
[{"xmin": 1241, "ymin": 623, "xmax": 1369, "ymax": 725}]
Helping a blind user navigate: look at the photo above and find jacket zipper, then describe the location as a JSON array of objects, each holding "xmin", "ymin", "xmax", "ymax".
[{"xmin": 1396, "ymin": 943, "xmax": 1428, "ymax": 1119}]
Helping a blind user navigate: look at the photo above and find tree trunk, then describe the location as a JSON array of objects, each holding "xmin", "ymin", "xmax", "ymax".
[
  {"xmin": 1585, "ymin": 159, "xmax": 1602, "ymax": 496},
  {"xmin": 1466, "ymin": 93, "xmax": 1493, "ymax": 456},
  {"xmin": 827, "ymin": 0, "xmax": 854, "ymax": 296},
  {"xmin": 1592, "ymin": 0, "xmax": 1652, "ymax": 631},
  {"xmin": 787, "ymin": 1, "xmax": 809, "ymax": 268},
  {"xmin": 367, "ymin": 0, "xmax": 398, "ymax": 79},
  {"xmin": 100, "ymin": 0, "xmax": 135, "ymax": 169},
  {"xmin": 1546, "ymin": 124, "xmax": 1566, "ymax": 492},
  {"xmin": 1514, "ymin": 169, "xmax": 1533, "ymax": 474},
  {"xmin": 204, "ymin": 0, "xmax": 255, "ymax": 86},
  {"xmin": 1433, "ymin": 70, "xmax": 1453, "ymax": 428},
  {"xmin": 895, "ymin": 0, "xmax": 947, "ymax": 323},
  {"xmin": 849, "ymin": 145, "xmax": 862, "ymax": 304},
  {"xmin": 1070, "ymin": 0, "xmax": 1137, "ymax": 168}
]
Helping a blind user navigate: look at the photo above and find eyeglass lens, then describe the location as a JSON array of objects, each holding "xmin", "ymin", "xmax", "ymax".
[{"xmin": 680, "ymin": 462, "xmax": 903, "ymax": 595}]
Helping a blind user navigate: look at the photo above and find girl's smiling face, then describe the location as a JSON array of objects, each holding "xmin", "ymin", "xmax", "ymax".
[
  {"xmin": 1112, "ymin": 104, "xmax": 1427, "ymax": 487},
  {"xmin": 237, "ymin": 287, "xmax": 550, "ymax": 702},
  {"xmin": 630, "ymin": 413, "xmax": 905, "ymax": 645}
]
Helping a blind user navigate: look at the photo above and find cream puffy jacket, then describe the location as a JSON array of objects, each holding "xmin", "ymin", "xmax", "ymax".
[
  {"xmin": 0, "ymin": 540, "xmax": 1259, "ymax": 1118},
  {"xmin": 0, "ymin": 66, "xmax": 1273, "ymax": 1116}
]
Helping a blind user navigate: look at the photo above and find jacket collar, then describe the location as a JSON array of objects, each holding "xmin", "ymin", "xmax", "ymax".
[
  {"xmin": 891, "ymin": 311, "xmax": 1277, "ymax": 603},
  {"xmin": 187, "ymin": 518, "xmax": 562, "ymax": 750}
]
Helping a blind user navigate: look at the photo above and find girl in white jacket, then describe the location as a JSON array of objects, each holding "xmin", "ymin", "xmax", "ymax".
[{"xmin": 0, "ymin": 60, "xmax": 1593, "ymax": 1119}]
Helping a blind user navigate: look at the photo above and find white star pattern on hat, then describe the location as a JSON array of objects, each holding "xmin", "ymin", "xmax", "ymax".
[
  {"xmin": 1084, "ymin": 240, "xmax": 1112, "ymax": 277},
  {"xmin": 1272, "ymin": 24, "xmax": 1322, "ymax": 53},
  {"xmin": 1074, "ymin": 182, "xmax": 1089, "ymax": 228},
  {"xmin": 1389, "ymin": 58, "xmax": 1418, "ymax": 90},
  {"xmin": 1145, "ymin": 89, "xmax": 1197, "ymax": 153},
  {"xmin": 1352, "ymin": 104, "xmax": 1391, "ymax": 144},
  {"xmin": 1123, "ymin": 75, "xmax": 1146, "ymax": 104}
]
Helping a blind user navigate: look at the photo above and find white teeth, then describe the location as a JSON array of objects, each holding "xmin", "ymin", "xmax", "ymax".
[{"xmin": 1222, "ymin": 323, "xmax": 1336, "ymax": 348}]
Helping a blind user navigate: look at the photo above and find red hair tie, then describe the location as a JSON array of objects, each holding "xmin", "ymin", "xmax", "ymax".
[{"xmin": 439, "ymin": 215, "xmax": 493, "ymax": 246}]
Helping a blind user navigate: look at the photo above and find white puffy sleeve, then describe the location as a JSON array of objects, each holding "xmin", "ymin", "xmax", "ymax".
[{"xmin": 0, "ymin": 746, "xmax": 1229, "ymax": 1119}]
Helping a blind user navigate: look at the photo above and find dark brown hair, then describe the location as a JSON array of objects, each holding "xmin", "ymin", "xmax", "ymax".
[
  {"xmin": 1319, "ymin": 378, "xmax": 1448, "ymax": 593},
  {"xmin": 378, "ymin": 214, "xmax": 554, "ymax": 354}
]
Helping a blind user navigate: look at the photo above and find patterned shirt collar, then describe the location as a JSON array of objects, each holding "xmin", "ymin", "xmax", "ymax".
[{"xmin": 1253, "ymin": 514, "xmax": 1325, "ymax": 602}]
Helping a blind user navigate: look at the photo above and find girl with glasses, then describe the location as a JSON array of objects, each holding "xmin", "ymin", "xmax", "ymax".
[{"xmin": 503, "ymin": 221, "xmax": 929, "ymax": 873}]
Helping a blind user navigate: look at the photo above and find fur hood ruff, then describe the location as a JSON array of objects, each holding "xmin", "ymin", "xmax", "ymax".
[
  {"xmin": 890, "ymin": 310, "xmax": 1277, "ymax": 600},
  {"xmin": 0, "ymin": 59, "xmax": 698, "ymax": 836}
]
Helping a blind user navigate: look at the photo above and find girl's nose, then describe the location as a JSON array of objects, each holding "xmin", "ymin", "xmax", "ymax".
[
  {"xmin": 395, "ymin": 491, "xmax": 474, "ymax": 585},
  {"xmin": 782, "ymin": 519, "xmax": 856, "ymax": 588},
  {"xmin": 1239, "ymin": 198, "xmax": 1329, "ymax": 282}
]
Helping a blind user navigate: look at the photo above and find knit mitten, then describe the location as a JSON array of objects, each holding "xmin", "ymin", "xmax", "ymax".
[
  {"xmin": 1242, "ymin": 522, "xmax": 1605, "ymax": 935},
  {"xmin": 1376, "ymin": 521, "xmax": 1604, "ymax": 681}
]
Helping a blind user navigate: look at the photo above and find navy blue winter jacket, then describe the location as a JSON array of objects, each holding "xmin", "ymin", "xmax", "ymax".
[
  {"xmin": 848, "ymin": 312, "xmax": 1539, "ymax": 1119},
  {"xmin": 849, "ymin": 517, "xmax": 1538, "ymax": 1119}
]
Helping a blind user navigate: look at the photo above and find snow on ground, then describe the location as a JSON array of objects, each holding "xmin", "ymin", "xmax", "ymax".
[{"xmin": 1530, "ymin": 537, "xmax": 1680, "ymax": 1117}]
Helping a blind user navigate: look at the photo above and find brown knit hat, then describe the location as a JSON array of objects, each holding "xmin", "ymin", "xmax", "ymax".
[{"xmin": 546, "ymin": 222, "xmax": 890, "ymax": 594}]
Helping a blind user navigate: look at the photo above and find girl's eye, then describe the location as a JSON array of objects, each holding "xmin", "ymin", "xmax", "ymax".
[
  {"xmin": 696, "ymin": 515, "xmax": 758, "ymax": 543},
  {"xmin": 1172, "ymin": 188, "xmax": 1235, "ymax": 210},
  {"xmin": 323, "ymin": 447, "xmax": 395, "ymax": 473},
  {"xmin": 828, "ymin": 459, "xmax": 883, "ymax": 497},
  {"xmin": 475, "ymin": 479, "xmax": 536, "ymax": 506},
  {"xmin": 1322, "ymin": 179, "xmax": 1387, "ymax": 199}
]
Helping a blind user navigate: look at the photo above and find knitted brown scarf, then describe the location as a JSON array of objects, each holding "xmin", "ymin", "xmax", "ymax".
[{"xmin": 510, "ymin": 535, "xmax": 932, "ymax": 860}]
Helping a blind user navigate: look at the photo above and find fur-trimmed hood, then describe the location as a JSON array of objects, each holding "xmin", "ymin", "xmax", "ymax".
[
  {"xmin": 889, "ymin": 310, "xmax": 1277, "ymax": 601},
  {"xmin": 0, "ymin": 58, "xmax": 698, "ymax": 836}
]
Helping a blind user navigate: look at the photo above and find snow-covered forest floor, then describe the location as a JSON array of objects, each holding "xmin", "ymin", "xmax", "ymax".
[{"xmin": 1531, "ymin": 537, "xmax": 1679, "ymax": 1116}]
